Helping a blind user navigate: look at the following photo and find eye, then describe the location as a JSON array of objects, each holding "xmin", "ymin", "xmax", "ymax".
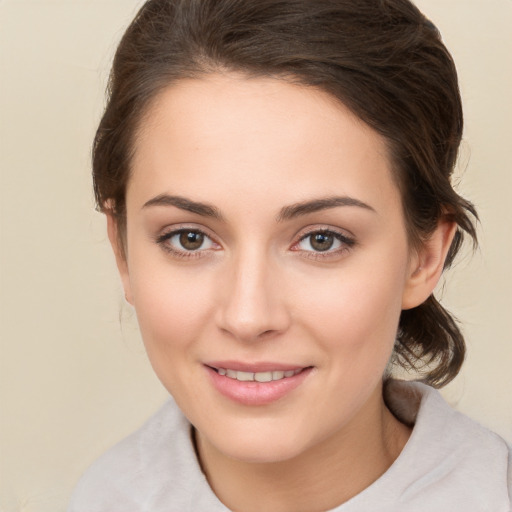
[
  {"xmin": 299, "ymin": 232, "xmax": 339, "ymax": 252},
  {"xmin": 293, "ymin": 229, "xmax": 355, "ymax": 256},
  {"xmin": 173, "ymin": 230, "xmax": 210, "ymax": 251},
  {"xmin": 156, "ymin": 228, "xmax": 218, "ymax": 256}
]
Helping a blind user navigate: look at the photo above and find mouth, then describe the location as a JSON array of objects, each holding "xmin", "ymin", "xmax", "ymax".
[
  {"xmin": 209, "ymin": 366, "xmax": 305, "ymax": 383},
  {"xmin": 204, "ymin": 363, "xmax": 313, "ymax": 405}
]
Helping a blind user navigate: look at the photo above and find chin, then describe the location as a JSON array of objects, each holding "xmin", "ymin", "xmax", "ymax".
[
  {"xmin": 199, "ymin": 420, "xmax": 318, "ymax": 465},
  {"xmin": 223, "ymin": 442, "xmax": 306, "ymax": 465}
]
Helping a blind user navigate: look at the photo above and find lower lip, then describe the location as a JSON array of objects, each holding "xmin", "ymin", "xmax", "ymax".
[{"xmin": 205, "ymin": 366, "xmax": 312, "ymax": 406}]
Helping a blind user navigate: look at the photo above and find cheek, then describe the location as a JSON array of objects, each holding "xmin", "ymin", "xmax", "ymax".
[
  {"xmin": 293, "ymin": 252, "xmax": 408, "ymax": 358},
  {"xmin": 127, "ymin": 258, "xmax": 215, "ymax": 359},
  {"xmin": 289, "ymin": 261, "xmax": 408, "ymax": 424}
]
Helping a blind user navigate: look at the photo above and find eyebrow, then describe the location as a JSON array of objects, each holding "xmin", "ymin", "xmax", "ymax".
[
  {"xmin": 142, "ymin": 194, "xmax": 223, "ymax": 220},
  {"xmin": 277, "ymin": 196, "xmax": 376, "ymax": 221},
  {"xmin": 142, "ymin": 194, "xmax": 375, "ymax": 221}
]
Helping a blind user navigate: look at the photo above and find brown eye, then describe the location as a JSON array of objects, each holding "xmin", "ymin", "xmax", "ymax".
[
  {"xmin": 179, "ymin": 231, "xmax": 205, "ymax": 250},
  {"xmin": 156, "ymin": 228, "xmax": 217, "ymax": 257},
  {"xmin": 295, "ymin": 229, "xmax": 355, "ymax": 255},
  {"xmin": 310, "ymin": 233, "xmax": 335, "ymax": 251}
]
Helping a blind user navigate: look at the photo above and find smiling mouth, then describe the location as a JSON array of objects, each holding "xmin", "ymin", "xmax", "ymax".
[
  {"xmin": 206, "ymin": 364, "xmax": 313, "ymax": 405},
  {"xmin": 209, "ymin": 367, "xmax": 308, "ymax": 383}
]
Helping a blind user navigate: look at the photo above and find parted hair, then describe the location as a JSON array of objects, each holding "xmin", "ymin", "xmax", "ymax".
[{"xmin": 93, "ymin": 0, "xmax": 478, "ymax": 387}]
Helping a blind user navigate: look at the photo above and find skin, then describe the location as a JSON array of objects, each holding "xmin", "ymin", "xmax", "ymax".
[{"xmin": 108, "ymin": 73, "xmax": 456, "ymax": 512}]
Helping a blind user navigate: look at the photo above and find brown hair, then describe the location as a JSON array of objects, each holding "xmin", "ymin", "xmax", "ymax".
[{"xmin": 93, "ymin": 0, "xmax": 477, "ymax": 387}]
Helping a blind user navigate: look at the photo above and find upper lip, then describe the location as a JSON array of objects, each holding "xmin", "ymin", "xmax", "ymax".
[{"xmin": 205, "ymin": 361, "xmax": 308, "ymax": 373}]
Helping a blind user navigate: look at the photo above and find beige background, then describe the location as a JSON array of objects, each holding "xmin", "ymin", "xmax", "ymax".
[{"xmin": 0, "ymin": 1, "xmax": 511, "ymax": 511}]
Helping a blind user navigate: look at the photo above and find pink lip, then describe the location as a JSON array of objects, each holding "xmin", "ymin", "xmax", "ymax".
[{"xmin": 204, "ymin": 363, "xmax": 313, "ymax": 406}]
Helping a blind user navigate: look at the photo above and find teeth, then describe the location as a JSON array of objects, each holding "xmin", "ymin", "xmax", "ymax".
[
  {"xmin": 236, "ymin": 371, "xmax": 254, "ymax": 381},
  {"xmin": 255, "ymin": 372, "xmax": 272, "ymax": 383},
  {"xmin": 217, "ymin": 367, "xmax": 302, "ymax": 382}
]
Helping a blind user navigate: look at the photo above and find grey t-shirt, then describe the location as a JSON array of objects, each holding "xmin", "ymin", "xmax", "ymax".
[{"xmin": 67, "ymin": 380, "xmax": 511, "ymax": 511}]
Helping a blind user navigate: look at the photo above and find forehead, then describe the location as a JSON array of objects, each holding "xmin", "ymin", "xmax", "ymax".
[{"xmin": 128, "ymin": 73, "xmax": 400, "ymax": 215}]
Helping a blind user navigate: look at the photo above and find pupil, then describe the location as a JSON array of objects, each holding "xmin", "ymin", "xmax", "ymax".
[
  {"xmin": 311, "ymin": 233, "xmax": 333, "ymax": 251},
  {"xmin": 180, "ymin": 231, "xmax": 204, "ymax": 250}
]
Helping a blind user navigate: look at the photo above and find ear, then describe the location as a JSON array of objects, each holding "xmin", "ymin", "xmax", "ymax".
[
  {"xmin": 401, "ymin": 217, "xmax": 457, "ymax": 310},
  {"xmin": 106, "ymin": 213, "xmax": 133, "ymax": 305}
]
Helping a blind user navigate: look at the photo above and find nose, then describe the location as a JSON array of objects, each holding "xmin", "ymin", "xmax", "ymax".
[{"xmin": 215, "ymin": 249, "xmax": 291, "ymax": 342}]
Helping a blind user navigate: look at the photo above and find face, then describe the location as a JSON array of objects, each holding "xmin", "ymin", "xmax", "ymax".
[{"xmin": 116, "ymin": 73, "xmax": 423, "ymax": 463}]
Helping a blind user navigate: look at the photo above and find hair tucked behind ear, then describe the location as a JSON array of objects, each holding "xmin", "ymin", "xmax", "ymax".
[{"xmin": 93, "ymin": 0, "xmax": 477, "ymax": 387}]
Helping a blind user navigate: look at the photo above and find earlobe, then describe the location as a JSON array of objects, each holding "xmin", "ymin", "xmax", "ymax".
[
  {"xmin": 106, "ymin": 213, "xmax": 133, "ymax": 305},
  {"xmin": 401, "ymin": 218, "xmax": 457, "ymax": 310}
]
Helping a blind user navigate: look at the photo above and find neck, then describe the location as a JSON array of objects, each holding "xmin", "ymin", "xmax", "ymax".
[{"xmin": 196, "ymin": 384, "xmax": 411, "ymax": 512}]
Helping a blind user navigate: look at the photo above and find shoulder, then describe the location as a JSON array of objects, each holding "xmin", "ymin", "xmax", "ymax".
[
  {"xmin": 66, "ymin": 398, "xmax": 209, "ymax": 512},
  {"xmin": 380, "ymin": 380, "xmax": 512, "ymax": 511}
]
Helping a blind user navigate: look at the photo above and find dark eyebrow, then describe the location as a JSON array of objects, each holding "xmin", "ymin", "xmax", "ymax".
[
  {"xmin": 143, "ymin": 194, "xmax": 374, "ymax": 222},
  {"xmin": 277, "ymin": 196, "xmax": 375, "ymax": 221},
  {"xmin": 142, "ymin": 194, "xmax": 223, "ymax": 220}
]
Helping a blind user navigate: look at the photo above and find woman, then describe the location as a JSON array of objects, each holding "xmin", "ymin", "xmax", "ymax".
[{"xmin": 67, "ymin": 0, "xmax": 511, "ymax": 510}]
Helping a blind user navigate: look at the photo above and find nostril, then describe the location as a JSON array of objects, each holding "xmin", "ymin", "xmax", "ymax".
[{"xmin": 259, "ymin": 329, "xmax": 278, "ymax": 339}]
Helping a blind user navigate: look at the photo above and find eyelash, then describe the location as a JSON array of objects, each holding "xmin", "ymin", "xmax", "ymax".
[{"xmin": 155, "ymin": 226, "xmax": 355, "ymax": 260}]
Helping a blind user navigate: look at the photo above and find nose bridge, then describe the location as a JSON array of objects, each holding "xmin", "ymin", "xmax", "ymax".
[{"xmin": 217, "ymin": 244, "xmax": 288, "ymax": 341}]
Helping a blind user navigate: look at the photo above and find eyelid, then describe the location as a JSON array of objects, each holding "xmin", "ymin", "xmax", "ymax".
[
  {"xmin": 155, "ymin": 222, "xmax": 219, "ymax": 241},
  {"xmin": 296, "ymin": 223, "xmax": 355, "ymax": 238}
]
